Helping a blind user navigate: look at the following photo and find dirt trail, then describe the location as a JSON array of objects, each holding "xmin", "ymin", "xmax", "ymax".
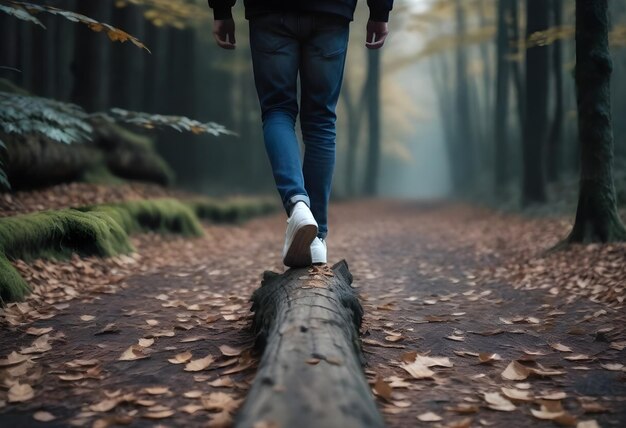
[{"xmin": 1, "ymin": 200, "xmax": 624, "ymax": 427}]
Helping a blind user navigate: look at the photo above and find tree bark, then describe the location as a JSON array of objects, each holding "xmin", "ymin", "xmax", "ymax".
[
  {"xmin": 566, "ymin": 0, "xmax": 626, "ymax": 243},
  {"xmin": 454, "ymin": 0, "xmax": 475, "ymax": 194},
  {"xmin": 235, "ymin": 261, "xmax": 384, "ymax": 428},
  {"xmin": 522, "ymin": 0, "xmax": 549, "ymax": 206},
  {"xmin": 341, "ymin": 81, "xmax": 367, "ymax": 197},
  {"xmin": 494, "ymin": 0, "xmax": 512, "ymax": 197},
  {"xmin": 71, "ymin": 0, "xmax": 112, "ymax": 111},
  {"xmin": 363, "ymin": 49, "xmax": 381, "ymax": 196},
  {"xmin": 547, "ymin": 0, "xmax": 565, "ymax": 183}
]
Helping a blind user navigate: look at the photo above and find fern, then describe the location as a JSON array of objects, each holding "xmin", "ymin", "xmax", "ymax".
[
  {"xmin": 99, "ymin": 108, "xmax": 236, "ymax": 137},
  {"xmin": 0, "ymin": 92, "xmax": 93, "ymax": 145},
  {"xmin": 0, "ymin": 1, "xmax": 149, "ymax": 51}
]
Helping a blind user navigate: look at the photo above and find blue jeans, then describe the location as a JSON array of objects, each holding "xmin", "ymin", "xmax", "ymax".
[{"xmin": 249, "ymin": 12, "xmax": 350, "ymax": 239}]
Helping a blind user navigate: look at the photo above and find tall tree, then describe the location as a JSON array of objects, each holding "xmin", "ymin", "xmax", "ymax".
[
  {"xmin": 547, "ymin": 0, "xmax": 565, "ymax": 183},
  {"xmin": 565, "ymin": 0, "xmax": 626, "ymax": 243},
  {"xmin": 341, "ymin": 81, "xmax": 367, "ymax": 197},
  {"xmin": 494, "ymin": 0, "xmax": 512, "ymax": 197},
  {"xmin": 363, "ymin": 49, "xmax": 381, "ymax": 196},
  {"xmin": 71, "ymin": 0, "xmax": 113, "ymax": 111},
  {"xmin": 522, "ymin": 0, "xmax": 549, "ymax": 206},
  {"xmin": 454, "ymin": 0, "xmax": 475, "ymax": 194}
]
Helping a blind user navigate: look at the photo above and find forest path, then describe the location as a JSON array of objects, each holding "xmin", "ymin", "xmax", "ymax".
[{"xmin": 0, "ymin": 200, "xmax": 624, "ymax": 427}]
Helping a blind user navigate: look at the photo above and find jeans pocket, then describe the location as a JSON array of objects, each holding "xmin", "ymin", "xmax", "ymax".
[
  {"xmin": 311, "ymin": 16, "xmax": 350, "ymax": 58},
  {"xmin": 249, "ymin": 15, "xmax": 290, "ymax": 54}
]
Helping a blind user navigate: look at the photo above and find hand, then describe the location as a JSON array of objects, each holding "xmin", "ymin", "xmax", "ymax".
[
  {"xmin": 213, "ymin": 19, "xmax": 236, "ymax": 50},
  {"xmin": 366, "ymin": 20, "xmax": 388, "ymax": 49}
]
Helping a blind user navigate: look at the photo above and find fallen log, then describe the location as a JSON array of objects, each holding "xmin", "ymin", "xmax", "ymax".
[{"xmin": 235, "ymin": 260, "xmax": 384, "ymax": 428}]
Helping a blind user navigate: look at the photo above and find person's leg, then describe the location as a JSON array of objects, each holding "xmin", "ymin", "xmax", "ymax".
[
  {"xmin": 249, "ymin": 14, "xmax": 309, "ymax": 215},
  {"xmin": 299, "ymin": 14, "xmax": 350, "ymax": 239}
]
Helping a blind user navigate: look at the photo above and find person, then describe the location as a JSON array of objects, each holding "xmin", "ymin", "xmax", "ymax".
[{"xmin": 207, "ymin": 0, "xmax": 393, "ymax": 267}]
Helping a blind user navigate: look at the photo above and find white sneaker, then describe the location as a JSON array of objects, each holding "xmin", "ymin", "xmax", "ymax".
[
  {"xmin": 311, "ymin": 237, "xmax": 327, "ymax": 265},
  {"xmin": 282, "ymin": 202, "xmax": 318, "ymax": 267}
]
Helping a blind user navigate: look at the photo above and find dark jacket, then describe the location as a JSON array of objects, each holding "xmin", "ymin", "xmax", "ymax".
[{"xmin": 207, "ymin": 0, "xmax": 393, "ymax": 23}]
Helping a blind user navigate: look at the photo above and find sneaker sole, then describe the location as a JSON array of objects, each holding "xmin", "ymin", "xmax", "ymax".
[{"xmin": 283, "ymin": 224, "xmax": 318, "ymax": 268}]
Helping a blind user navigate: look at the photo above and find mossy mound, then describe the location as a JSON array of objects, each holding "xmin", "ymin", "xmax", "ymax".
[
  {"xmin": 0, "ymin": 198, "xmax": 202, "ymax": 303},
  {"xmin": 189, "ymin": 197, "xmax": 279, "ymax": 223}
]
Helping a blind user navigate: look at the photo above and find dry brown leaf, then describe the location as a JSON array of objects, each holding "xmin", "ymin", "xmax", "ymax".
[
  {"xmin": 208, "ymin": 377, "xmax": 235, "ymax": 388},
  {"xmin": 373, "ymin": 377, "xmax": 393, "ymax": 401},
  {"xmin": 0, "ymin": 351, "xmax": 29, "ymax": 367},
  {"xmin": 180, "ymin": 404, "xmax": 204, "ymax": 414},
  {"xmin": 201, "ymin": 392, "xmax": 241, "ymax": 413},
  {"xmin": 20, "ymin": 334, "xmax": 52, "ymax": 354},
  {"xmin": 400, "ymin": 361, "xmax": 435, "ymax": 379},
  {"xmin": 33, "ymin": 411, "xmax": 56, "ymax": 422},
  {"xmin": 551, "ymin": 343, "xmax": 573, "ymax": 353},
  {"xmin": 577, "ymin": 421, "xmax": 600, "ymax": 428},
  {"xmin": 146, "ymin": 319, "xmax": 160, "ymax": 326},
  {"xmin": 219, "ymin": 345, "xmax": 243, "ymax": 357},
  {"xmin": 502, "ymin": 361, "xmax": 531, "ymax": 380},
  {"xmin": 118, "ymin": 345, "xmax": 149, "ymax": 361},
  {"xmin": 478, "ymin": 353, "xmax": 501, "ymax": 364},
  {"xmin": 138, "ymin": 338, "xmax": 155, "ymax": 348},
  {"xmin": 26, "ymin": 327, "xmax": 53, "ymax": 336},
  {"xmin": 58, "ymin": 373, "xmax": 84, "ymax": 381},
  {"xmin": 183, "ymin": 390, "xmax": 203, "ymax": 399},
  {"xmin": 417, "ymin": 411, "xmax": 442, "ymax": 422},
  {"xmin": 208, "ymin": 410, "xmax": 233, "ymax": 428},
  {"xmin": 501, "ymin": 387, "xmax": 533, "ymax": 402},
  {"xmin": 362, "ymin": 338, "xmax": 406, "ymax": 349},
  {"xmin": 144, "ymin": 386, "xmax": 170, "ymax": 395},
  {"xmin": 143, "ymin": 409, "xmax": 175, "ymax": 419},
  {"xmin": 184, "ymin": 355, "xmax": 215, "ymax": 372},
  {"xmin": 80, "ymin": 315, "xmax": 96, "ymax": 321},
  {"xmin": 90, "ymin": 398, "xmax": 121, "ymax": 412},
  {"xmin": 601, "ymin": 363, "xmax": 624, "ymax": 371},
  {"xmin": 8, "ymin": 383, "xmax": 34, "ymax": 403},
  {"xmin": 483, "ymin": 392, "xmax": 516, "ymax": 411},
  {"xmin": 168, "ymin": 351, "xmax": 193, "ymax": 364}
]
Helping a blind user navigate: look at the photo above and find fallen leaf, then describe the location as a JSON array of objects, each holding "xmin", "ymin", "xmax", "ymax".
[
  {"xmin": 90, "ymin": 398, "xmax": 121, "ymax": 412},
  {"xmin": 144, "ymin": 386, "xmax": 170, "ymax": 395},
  {"xmin": 118, "ymin": 345, "xmax": 149, "ymax": 361},
  {"xmin": 146, "ymin": 319, "xmax": 159, "ymax": 326},
  {"xmin": 219, "ymin": 345, "xmax": 243, "ymax": 357},
  {"xmin": 373, "ymin": 377, "xmax": 393, "ymax": 401},
  {"xmin": 26, "ymin": 327, "xmax": 53, "ymax": 336},
  {"xmin": 208, "ymin": 377, "xmax": 234, "ymax": 388},
  {"xmin": 168, "ymin": 351, "xmax": 193, "ymax": 364},
  {"xmin": 80, "ymin": 315, "xmax": 96, "ymax": 322},
  {"xmin": 478, "ymin": 353, "xmax": 501, "ymax": 364},
  {"xmin": 551, "ymin": 343, "xmax": 572, "ymax": 353},
  {"xmin": 138, "ymin": 338, "xmax": 155, "ymax": 348},
  {"xmin": 417, "ymin": 411, "xmax": 443, "ymax": 422},
  {"xmin": 183, "ymin": 390, "xmax": 203, "ymax": 399},
  {"xmin": 577, "ymin": 421, "xmax": 600, "ymax": 428},
  {"xmin": 201, "ymin": 392, "xmax": 241, "ymax": 413},
  {"xmin": 58, "ymin": 373, "xmax": 85, "ymax": 381},
  {"xmin": 539, "ymin": 392, "xmax": 567, "ymax": 400},
  {"xmin": 143, "ymin": 409, "xmax": 175, "ymax": 419},
  {"xmin": 33, "ymin": 411, "xmax": 56, "ymax": 422},
  {"xmin": 501, "ymin": 387, "xmax": 533, "ymax": 402},
  {"xmin": 0, "ymin": 351, "xmax": 29, "ymax": 367},
  {"xmin": 601, "ymin": 363, "xmax": 624, "ymax": 371},
  {"xmin": 180, "ymin": 404, "xmax": 204, "ymax": 414},
  {"xmin": 208, "ymin": 410, "xmax": 233, "ymax": 427},
  {"xmin": 483, "ymin": 392, "xmax": 516, "ymax": 411},
  {"xmin": 185, "ymin": 355, "xmax": 215, "ymax": 372},
  {"xmin": 400, "ymin": 361, "xmax": 434, "ymax": 379},
  {"xmin": 8, "ymin": 383, "xmax": 34, "ymax": 403}
]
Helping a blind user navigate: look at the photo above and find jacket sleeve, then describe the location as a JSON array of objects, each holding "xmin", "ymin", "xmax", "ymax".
[
  {"xmin": 367, "ymin": 0, "xmax": 394, "ymax": 22},
  {"xmin": 207, "ymin": 0, "xmax": 236, "ymax": 20}
]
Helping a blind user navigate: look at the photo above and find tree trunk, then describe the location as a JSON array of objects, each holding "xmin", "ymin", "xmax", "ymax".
[
  {"xmin": 455, "ymin": 0, "xmax": 475, "ymax": 194},
  {"xmin": 522, "ymin": 0, "xmax": 549, "ymax": 206},
  {"xmin": 235, "ymin": 261, "xmax": 384, "ymax": 428},
  {"xmin": 363, "ymin": 49, "xmax": 381, "ymax": 196},
  {"xmin": 31, "ymin": 9, "xmax": 56, "ymax": 98},
  {"xmin": 0, "ymin": 12, "xmax": 19, "ymax": 83},
  {"xmin": 547, "ymin": 0, "xmax": 565, "ymax": 183},
  {"xmin": 71, "ymin": 0, "xmax": 112, "ymax": 111},
  {"xmin": 341, "ymin": 81, "xmax": 367, "ymax": 197},
  {"xmin": 55, "ymin": 0, "xmax": 76, "ymax": 101},
  {"xmin": 110, "ymin": 3, "xmax": 146, "ymax": 110},
  {"xmin": 494, "ymin": 0, "xmax": 512, "ymax": 197},
  {"xmin": 566, "ymin": 0, "xmax": 626, "ymax": 243}
]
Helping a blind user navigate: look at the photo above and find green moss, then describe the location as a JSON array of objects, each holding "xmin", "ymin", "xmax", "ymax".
[
  {"xmin": 189, "ymin": 197, "xmax": 279, "ymax": 223},
  {"xmin": 0, "ymin": 196, "xmax": 278, "ymax": 303},
  {"xmin": 0, "ymin": 198, "xmax": 203, "ymax": 303},
  {"xmin": 87, "ymin": 199, "xmax": 203, "ymax": 238}
]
